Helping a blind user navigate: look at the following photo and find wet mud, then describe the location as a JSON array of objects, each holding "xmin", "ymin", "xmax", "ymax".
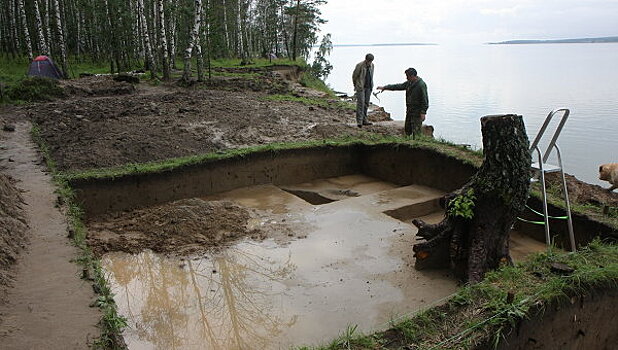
[{"xmin": 87, "ymin": 199, "xmax": 265, "ymax": 256}]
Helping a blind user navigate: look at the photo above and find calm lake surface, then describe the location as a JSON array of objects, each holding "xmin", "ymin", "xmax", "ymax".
[{"xmin": 325, "ymin": 44, "xmax": 618, "ymax": 186}]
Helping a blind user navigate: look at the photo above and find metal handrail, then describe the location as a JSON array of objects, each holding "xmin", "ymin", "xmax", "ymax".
[
  {"xmin": 529, "ymin": 108, "xmax": 570, "ymax": 163},
  {"xmin": 527, "ymin": 108, "xmax": 576, "ymax": 252}
]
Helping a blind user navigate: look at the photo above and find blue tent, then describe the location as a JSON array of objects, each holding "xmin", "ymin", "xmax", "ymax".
[{"xmin": 27, "ymin": 55, "xmax": 63, "ymax": 79}]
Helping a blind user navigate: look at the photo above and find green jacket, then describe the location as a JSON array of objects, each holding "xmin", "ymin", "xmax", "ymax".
[{"xmin": 384, "ymin": 78, "xmax": 429, "ymax": 114}]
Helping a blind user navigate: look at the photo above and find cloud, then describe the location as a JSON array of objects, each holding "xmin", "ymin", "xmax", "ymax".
[
  {"xmin": 319, "ymin": 0, "xmax": 618, "ymax": 44},
  {"xmin": 479, "ymin": 6, "xmax": 521, "ymax": 16}
]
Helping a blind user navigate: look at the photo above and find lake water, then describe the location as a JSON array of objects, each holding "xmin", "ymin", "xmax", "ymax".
[{"xmin": 324, "ymin": 44, "xmax": 618, "ymax": 187}]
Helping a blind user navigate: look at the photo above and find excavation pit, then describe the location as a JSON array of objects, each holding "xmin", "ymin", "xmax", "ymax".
[{"xmin": 75, "ymin": 144, "xmax": 550, "ymax": 349}]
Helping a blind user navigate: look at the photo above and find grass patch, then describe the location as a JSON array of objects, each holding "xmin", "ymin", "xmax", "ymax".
[
  {"xmin": 60, "ymin": 136, "xmax": 483, "ymax": 182},
  {"xmin": 299, "ymin": 70, "xmax": 336, "ymax": 97},
  {"xmin": 31, "ymin": 123, "xmax": 128, "ymax": 350},
  {"xmin": 0, "ymin": 57, "xmax": 30, "ymax": 87},
  {"xmin": 4, "ymin": 76, "xmax": 66, "ymax": 102},
  {"xmin": 300, "ymin": 240, "xmax": 618, "ymax": 349}
]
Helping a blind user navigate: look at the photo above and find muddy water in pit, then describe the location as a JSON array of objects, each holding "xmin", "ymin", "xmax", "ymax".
[{"xmin": 101, "ymin": 175, "xmax": 542, "ymax": 349}]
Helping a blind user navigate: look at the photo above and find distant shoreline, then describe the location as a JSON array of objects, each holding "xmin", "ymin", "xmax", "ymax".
[{"xmin": 489, "ymin": 36, "xmax": 618, "ymax": 45}]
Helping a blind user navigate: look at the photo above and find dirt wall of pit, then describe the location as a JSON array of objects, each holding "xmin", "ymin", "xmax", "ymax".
[
  {"xmin": 0, "ymin": 173, "xmax": 28, "ymax": 302},
  {"xmin": 70, "ymin": 144, "xmax": 477, "ymax": 218},
  {"xmin": 360, "ymin": 145, "xmax": 476, "ymax": 191},
  {"xmin": 516, "ymin": 197, "xmax": 617, "ymax": 249},
  {"xmin": 492, "ymin": 287, "xmax": 618, "ymax": 350}
]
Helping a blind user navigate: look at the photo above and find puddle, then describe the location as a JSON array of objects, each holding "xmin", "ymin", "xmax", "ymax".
[{"xmin": 101, "ymin": 175, "xmax": 547, "ymax": 349}]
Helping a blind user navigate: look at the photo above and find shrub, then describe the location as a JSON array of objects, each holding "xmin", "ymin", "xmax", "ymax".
[{"xmin": 6, "ymin": 77, "xmax": 65, "ymax": 102}]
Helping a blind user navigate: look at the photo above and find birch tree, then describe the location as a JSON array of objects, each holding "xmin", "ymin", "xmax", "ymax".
[
  {"xmin": 182, "ymin": 0, "xmax": 203, "ymax": 82},
  {"xmin": 158, "ymin": 0, "xmax": 171, "ymax": 80},
  {"xmin": 52, "ymin": 0, "xmax": 68, "ymax": 77},
  {"xmin": 221, "ymin": 0, "xmax": 230, "ymax": 55},
  {"xmin": 0, "ymin": 0, "xmax": 329, "ymax": 77},
  {"xmin": 137, "ymin": 0, "xmax": 157, "ymax": 78},
  {"xmin": 33, "ymin": 0, "xmax": 49, "ymax": 55},
  {"xmin": 17, "ymin": 0, "xmax": 33, "ymax": 60}
]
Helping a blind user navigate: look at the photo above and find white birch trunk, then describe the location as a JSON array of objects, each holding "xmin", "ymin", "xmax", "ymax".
[
  {"xmin": 9, "ymin": 0, "xmax": 20, "ymax": 55},
  {"xmin": 17, "ymin": 0, "xmax": 33, "ymax": 60},
  {"xmin": 138, "ymin": 0, "xmax": 156, "ymax": 77},
  {"xmin": 152, "ymin": 0, "xmax": 158, "ymax": 50},
  {"xmin": 158, "ymin": 0, "xmax": 170, "ymax": 80},
  {"xmin": 221, "ymin": 0, "xmax": 230, "ymax": 54},
  {"xmin": 102, "ymin": 0, "xmax": 114, "ymax": 72},
  {"xmin": 236, "ymin": 0, "xmax": 245, "ymax": 61},
  {"xmin": 202, "ymin": 0, "xmax": 211, "ymax": 80},
  {"xmin": 52, "ymin": 0, "xmax": 68, "ymax": 76},
  {"xmin": 196, "ymin": 43, "xmax": 204, "ymax": 82},
  {"xmin": 181, "ymin": 0, "xmax": 203, "ymax": 82},
  {"xmin": 45, "ymin": 0, "xmax": 52, "ymax": 51},
  {"xmin": 169, "ymin": 0, "xmax": 177, "ymax": 68}
]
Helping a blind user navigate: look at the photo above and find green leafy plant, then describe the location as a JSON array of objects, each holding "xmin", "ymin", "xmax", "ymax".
[{"xmin": 448, "ymin": 188, "xmax": 477, "ymax": 219}]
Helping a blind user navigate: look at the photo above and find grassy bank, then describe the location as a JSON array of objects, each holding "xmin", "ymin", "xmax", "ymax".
[{"xmin": 60, "ymin": 135, "xmax": 481, "ymax": 182}]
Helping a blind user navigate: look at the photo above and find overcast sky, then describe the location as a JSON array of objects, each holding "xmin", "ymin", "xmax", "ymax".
[{"xmin": 319, "ymin": 0, "xmax": 618, "ymax": 45}]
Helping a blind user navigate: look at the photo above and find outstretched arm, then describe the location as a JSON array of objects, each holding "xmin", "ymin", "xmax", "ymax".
[{"xmin": 377, "ymin": 82, "xmax": 408, "ymax": 91}]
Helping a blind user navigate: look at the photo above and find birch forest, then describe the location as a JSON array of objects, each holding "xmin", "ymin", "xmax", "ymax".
[{"xmin": 0, "ymin": 0, "xmax": 327, "ymax": 79}]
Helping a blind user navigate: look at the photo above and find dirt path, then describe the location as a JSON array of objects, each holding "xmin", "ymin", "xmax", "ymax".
[{"xmin": 0, "ymin": 122, "xmax": 99, "ymax": 349}]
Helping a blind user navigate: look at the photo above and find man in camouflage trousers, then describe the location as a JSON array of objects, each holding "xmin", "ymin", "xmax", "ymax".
[{"xmin": 378, "ymin": 67, "xmax": 429, "ymax": 138}]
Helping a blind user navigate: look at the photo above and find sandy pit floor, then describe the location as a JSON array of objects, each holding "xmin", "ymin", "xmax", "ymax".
[{"xmin": 95, "ymin": 175, "xmax": 546, "ymax": 350}]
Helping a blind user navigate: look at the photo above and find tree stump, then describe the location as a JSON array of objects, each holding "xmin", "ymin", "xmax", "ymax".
[{"xmin": 412, "ymin": 114, "xmax": 531, "ymax": 283}]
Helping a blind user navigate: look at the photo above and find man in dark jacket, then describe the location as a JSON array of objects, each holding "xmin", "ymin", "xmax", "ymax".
[
  {"xmin": 352, "ymin": 53, "xmax": 375, "ymax": 127},
  {"xmin": 377, "ymin": 67, "xmax": 429, "ymax": 138}
]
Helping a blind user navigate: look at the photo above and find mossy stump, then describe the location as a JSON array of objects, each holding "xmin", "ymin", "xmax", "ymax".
[{"xmin": 412, "ymin": 114, "xmax": 531, "ymax": 283}]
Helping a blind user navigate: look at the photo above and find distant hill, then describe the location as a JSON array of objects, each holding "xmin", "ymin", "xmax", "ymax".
[{"xmin": 489, "ymin": 36, "xmax": 618, "ymax": 44}]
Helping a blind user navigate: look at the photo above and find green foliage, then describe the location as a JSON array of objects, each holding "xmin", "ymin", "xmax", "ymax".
[
  {"xmin": 310, "ymin": 34, "xmax": 334, "ymax": 80},
  {"xmin": 6, "ymin": 77, "xmax": 65, "ymax": 102},
  {"xmin": 448, "ymin": 188, "xmax": 477, "ymax": 219},
  {"xmin": 69, "ymin": 59, "xmax": 117, "ymax": 77},
  {"xmin": 284, "ymin": 0, "xmax": 327, "ymax": 60},
  {"xmin": 299, "ymin": 70, "xmax": 335, "ymax": 96},
  {"xmin": 0, "ymin": 58, "xmax": 28, "ymax": 86}
]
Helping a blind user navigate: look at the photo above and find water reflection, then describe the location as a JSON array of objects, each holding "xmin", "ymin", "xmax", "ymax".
[{"xmin": 104, "ymin": 247, "xmax": 297, "ymax": 350}]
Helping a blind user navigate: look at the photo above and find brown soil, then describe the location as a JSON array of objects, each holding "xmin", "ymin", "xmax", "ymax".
[
  {"xmin": 0, "ymin": 122, "xmax": 99, "ymax": 349},
  {"xmin": 87, "ymin": 198, "xmax": 266, "ymax": 256},
  {"xmin": 546, "ymin": 172, "xmax": 618, "ymax": 207},
  {"xmin": 0, "ymin": 172, "xmax": 28, "ymax": 303},
  {"xmin": 5, "ymin": 74, "xmax": 401, "ymax": 172}
]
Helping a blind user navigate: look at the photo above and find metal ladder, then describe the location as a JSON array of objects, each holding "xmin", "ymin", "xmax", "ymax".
[{"xmin": 528, "ymin": 108, "xmax": 576, "ymax": 252}]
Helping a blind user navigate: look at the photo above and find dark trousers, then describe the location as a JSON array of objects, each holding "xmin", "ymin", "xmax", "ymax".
[
  {"xmin": 355, "ymin": 88, "xmax": 371, "ymax": 125},
  {"xmin": 405, "ymin": 108, "xmax": 422, "ymax": 137}
]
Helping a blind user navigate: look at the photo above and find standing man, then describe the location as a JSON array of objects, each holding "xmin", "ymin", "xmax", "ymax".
[
  {"xmin": 377, "ymin": 68, "xmax": 429, "ymax": 138},
  {"xmin": 352, "ymin": 53, "xmax": 375, "ymax": 127}
]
